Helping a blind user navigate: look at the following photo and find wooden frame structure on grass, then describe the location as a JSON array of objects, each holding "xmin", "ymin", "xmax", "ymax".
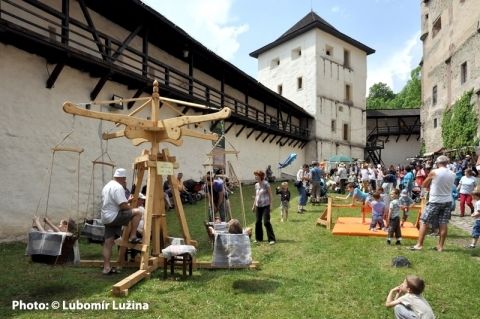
[
  {"xmin": 63, "ymin": 80, "xmax": 231, "ymax": 295},
  {"xmin": 317, "ymin": 197, "xmax": 425, "ymax": 230}
]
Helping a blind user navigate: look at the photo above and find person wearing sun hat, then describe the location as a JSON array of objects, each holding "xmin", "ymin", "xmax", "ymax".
[
  {"xmin": 101, "ymin": 168, "xmax": 143, "ymax": 274},
  {"xmin": 410, "ymin": 155, "xmax": 455, "ymax": 252}
]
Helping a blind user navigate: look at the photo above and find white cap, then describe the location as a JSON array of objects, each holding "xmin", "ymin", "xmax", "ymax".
[
  {"xmin": 138, "ymin": 193, "xmax": 146, "ymax": 200},
  {"xmin": 113, "ymin": 168, "xmax": 127, "ymax": 178},
  {"xmin": 377, "ymin": 164, "xmax": 382, "ymax": 168},
  {"xmin": 435, "ymin": 155, "xmax": 449, "ymax": 164}
]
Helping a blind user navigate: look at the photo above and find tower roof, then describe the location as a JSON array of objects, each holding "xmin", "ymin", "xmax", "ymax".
[{"xmin": 250, "ymin": 11, "xmax": 375, "ymax": 58}]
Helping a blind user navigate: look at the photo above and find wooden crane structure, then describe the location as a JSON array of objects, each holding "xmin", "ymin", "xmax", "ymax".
[{"xmin": 63, "ymin": 80, "xmax": 231, "ymax": 295}]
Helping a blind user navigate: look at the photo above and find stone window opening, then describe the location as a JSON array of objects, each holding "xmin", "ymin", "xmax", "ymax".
[
  {"xmin": 432, "ymin": 16, "xmax": 441, "ymax": 38},
  {"xmin": 461, "ymin": 62, "xmax": 467, "ymax": 84}
]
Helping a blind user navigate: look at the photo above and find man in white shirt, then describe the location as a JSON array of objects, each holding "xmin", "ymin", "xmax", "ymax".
[
  {"xmin": 101, "ymin": 168, "xmax": 143, "ymax": 274},
  {"xmin": 410, "ymin": 156, "xmax": 455, "ymax": 252}
]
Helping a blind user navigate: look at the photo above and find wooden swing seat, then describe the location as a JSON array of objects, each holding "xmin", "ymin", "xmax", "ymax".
[{"xmin": 27, "ymin": 230, "xmax": 79, "ymax": 265}]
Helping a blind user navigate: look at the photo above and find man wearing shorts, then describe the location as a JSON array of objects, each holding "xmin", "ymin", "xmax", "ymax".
[
  {"xmin": 411, "ymin": 155, "xmax": 455, "ymax": 252},
  {"xmin": 101, "ymin": 168, "xmax": 142, "ymax": 274}
]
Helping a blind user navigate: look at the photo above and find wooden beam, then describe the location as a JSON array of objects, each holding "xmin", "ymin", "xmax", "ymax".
[
  {"xmin": 293, "ymin": 140, "xmax": 301, "ymax": 148},
  {"xmin": 127, "ymin": 89, "xmax": 144, "ymax": 109},
  {"xmin": 262, "ymin": 133, "xmax": 271, "ymax": 143},
  {"xmin": 224, "ymin": 122, "xmax": 235, "ymax": 134},
  {"xmin": 288, "ymin": 139, "xmax": 295, "ymax": 146},
  {"xmin": 112, "ymin": 25, "xmax": 143, "ymax": 61},
  {"xmin": 269, "ymin": 135, "xmax": 277, "ymax": 143},
  {"xmin": 236, "ymin": 125, "xmax": 246, "ymax": 137},
  {"xmin": 78, "ymin": 0, "xmax": 105, "ymax": 60},
  {"xmin": 246, "ymin": 128, "xmax": 255, "ymax": 139},
  {"xmin": 61, "ymin": 0, "xmax": 69, "ymax": 45},
  {"xmin": 255, "ymin": 132, "xmax": 264, "ymax": 141},
  {"xmin": 46, "ymin": 63, "xmax": 65, "ymax": 89},
  {"xmin": 90, "ymin": 73, "xmax": 110, "ymax": 100},
  {"xmin": 142, "ymin": 28, "xmax": 149, "ymax": 77}
]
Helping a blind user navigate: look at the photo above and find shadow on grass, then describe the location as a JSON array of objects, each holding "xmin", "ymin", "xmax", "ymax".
[{"xmin": 231, "ymin": 279, "xmax": 280, "ymax": 294}]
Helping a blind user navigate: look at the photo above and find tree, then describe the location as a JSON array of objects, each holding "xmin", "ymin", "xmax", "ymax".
[
  {"xmin": 389, "ymin": 67, "xmax": 421, "ymax": 108},
  {"xmin": 366, "ymin": 82, "xmax": 395, "ymax": 109},
  {"xmin": 366, "ymin": 67, "xmax": 422, "ymax": 110}
]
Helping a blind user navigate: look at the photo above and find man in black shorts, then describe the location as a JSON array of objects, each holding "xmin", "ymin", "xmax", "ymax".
[{"xmin": 101, "ymin": 168, "xmax": 143, "ymax": 274}]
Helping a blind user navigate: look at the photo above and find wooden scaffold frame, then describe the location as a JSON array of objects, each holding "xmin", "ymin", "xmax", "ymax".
[{"xmin": 63, "ymin": 80, "xmax": 231, "ymax": 295}]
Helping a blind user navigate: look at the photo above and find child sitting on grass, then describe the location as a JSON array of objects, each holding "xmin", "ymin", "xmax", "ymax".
[
  {"xmin": 276, "ymin": 182, "xmax": 291, "ymax": 222},
  {"xmin": 367, "ymin": 192, "xmax": 386, "ymax": 231},
  {"xmin": 399, "ymin": 189, "xmax": 415, "ymax": 227},
  {"xmin": 385, "ymin": 275, "xmax": 435, "ymax": 319},
  {"xmin": 466, "ymin": 190, "xmax": 480, "ymax": 249},
  {"xmin": 386, "ymin": 188, "xmax": 402, "ymax": 245}
]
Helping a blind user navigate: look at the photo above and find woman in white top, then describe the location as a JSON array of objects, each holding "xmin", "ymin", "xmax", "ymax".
[
  {"xmin": 458, "ymin": 168, "xmax": 477, "ymax": 217},
  {"xmin": 360, "ymin": 164, "xmax": 370, "ymax": 193}
]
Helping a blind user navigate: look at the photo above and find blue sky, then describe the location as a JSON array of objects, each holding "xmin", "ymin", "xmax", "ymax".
[{"xmin": 142, "ymin": 0, "xmax": 422, "ymax": 94}]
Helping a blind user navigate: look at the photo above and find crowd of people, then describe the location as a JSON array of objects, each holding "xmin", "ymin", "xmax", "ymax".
[{"xmin": 86, "ymin": 152, "xmax": 480, "ymax": 317}]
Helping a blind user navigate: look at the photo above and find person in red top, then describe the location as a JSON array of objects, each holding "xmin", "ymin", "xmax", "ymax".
[{"xmin": 415, "ymin": 164, "xmax": 426, "ymax": 187}]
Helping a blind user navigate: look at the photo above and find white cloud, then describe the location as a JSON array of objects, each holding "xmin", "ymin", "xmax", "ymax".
[
  {"xmin": 141, "ymin": 0, "xmax": 248, "ymax": 61},
  {"xmin": 331, "ymin": 6, "xmax": 340, "ymax": 13},
  {"xmin": 367, "ymin": 31, "xmax": 422, "ymax": 93}
]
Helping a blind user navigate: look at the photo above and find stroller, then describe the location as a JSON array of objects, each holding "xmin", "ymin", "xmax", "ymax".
[
  {"xmin": 183, "ymin": 179, "xmax": 205, "ymax": 202},
  {"xmin": 411, "ymin": 185, "xmax": 422, "ymax": 203}
]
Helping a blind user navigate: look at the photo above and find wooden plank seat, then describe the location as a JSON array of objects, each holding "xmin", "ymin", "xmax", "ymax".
[{"xmin": 27, "ymin": 230, "xmax": 79, "ymax": 265}]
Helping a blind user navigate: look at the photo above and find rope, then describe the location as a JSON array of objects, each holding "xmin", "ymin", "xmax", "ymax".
[{"xmin": 44, "ymin": 150, "xmax": 56, "ymax": 218}]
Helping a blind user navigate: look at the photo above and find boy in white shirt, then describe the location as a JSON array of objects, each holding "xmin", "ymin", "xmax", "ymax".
[{"xmin": 385, "ymin": 275, "xmax": 435, "ymax": 319}]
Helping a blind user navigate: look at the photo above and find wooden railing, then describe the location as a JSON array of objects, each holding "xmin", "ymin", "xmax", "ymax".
[{"xmin": 0, "ymin": 0, "xmax": 309, "ymax": 139}]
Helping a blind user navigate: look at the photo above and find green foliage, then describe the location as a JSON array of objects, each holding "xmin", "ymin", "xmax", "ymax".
[
  {"xmin": 367, "ymin": 67, "xmax": 421, "ymax": 110},
  {"xmin": 389, "ymin": 67, "xmax": 421, "ymax": 108},
  {"xmin": 441, "ymin": 90, "xmax": 477, "ymax": 149},
  {"xmin": 419, "ymin": 140, "xmax": 426, "ymax": 156},
  {"xmin": 366, "ymin": 82, "xmax": 395, "ymax": 109}
]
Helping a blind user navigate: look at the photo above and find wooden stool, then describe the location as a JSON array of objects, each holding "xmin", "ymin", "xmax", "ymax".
[{"xmin": 163, "ymin": 253, "xmax": 193, "ymax": 279}]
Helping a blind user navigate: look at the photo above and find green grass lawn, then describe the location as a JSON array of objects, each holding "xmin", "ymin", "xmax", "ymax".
[{"xmin": 1, "ymin": 183, "xmax": 479, "ymax": 318}]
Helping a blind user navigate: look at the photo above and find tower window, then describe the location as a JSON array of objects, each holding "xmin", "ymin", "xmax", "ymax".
[
  {"xmin": 432, "ymin": 16, "xmax": 441, "ymax": 38},
  {"xmin": 344, "ymin": 49, "xmax": 350, "ymax": 68},
  {"xmin": 432, "ymin": 85, "xmax": 437, "ymax": 105},
  {"xmin": 292, "ymin": 47, "xmax": 302, "ymax": 59},
  {"xmin": 461, "ymin": 62, "xmax": 467, "ymax": 84},
  {"xmin": 271, "ymin": 58, "xmax": 280, "ymax": 68},
  {"xmin": 326, "ymin": 45, "xmax": 333, "ymax": 57},
  {"xmin": 345, "ymin": 84, "xmax": 351, "ymax": 102},
  {"xmin": 297, "ymin": 77, "xmax": 303, "ymax": 90},
  {"xmin": 343, "ymin": 124, "xmax": 349, "ymax": 141},
  {"xmin": 278, "ymin": 84, "xmax": 283, "ymax": 95}
]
